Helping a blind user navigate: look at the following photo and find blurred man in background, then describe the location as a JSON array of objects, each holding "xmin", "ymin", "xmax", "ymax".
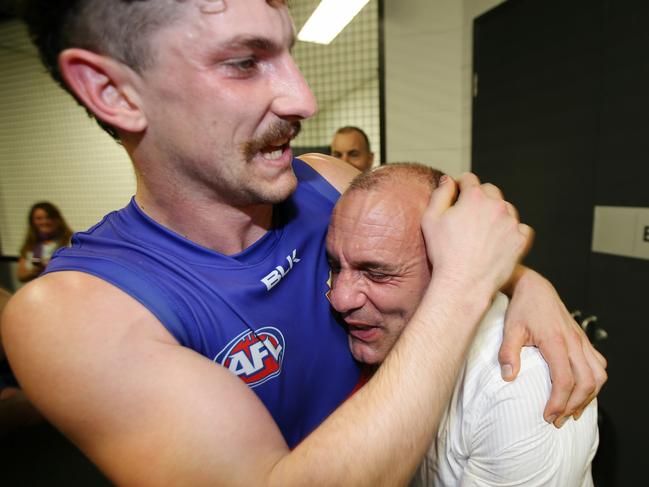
[{"xmin": 330, "ymin": 126, "xmax": 375, "ymax": 171}]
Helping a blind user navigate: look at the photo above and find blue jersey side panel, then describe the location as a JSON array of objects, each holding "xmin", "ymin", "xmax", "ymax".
[{"xmin": 45, "ymin": 158, "xmax": 360, "ymax": 447}]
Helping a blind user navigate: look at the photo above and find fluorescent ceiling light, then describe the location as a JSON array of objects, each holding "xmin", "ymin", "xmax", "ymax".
[{"xmin": 297, "ymin": 0, "xmax": 371, "ymax": 45}]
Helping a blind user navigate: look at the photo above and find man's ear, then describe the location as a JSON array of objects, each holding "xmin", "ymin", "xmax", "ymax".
[{"xmin": 58, "ymin": 48, "xmax": 147, "ymax": 134}]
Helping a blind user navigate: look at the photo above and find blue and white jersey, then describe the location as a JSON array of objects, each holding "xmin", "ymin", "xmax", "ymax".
[{"xmin": 45, "ymin": 158, "xmax": 361, "ymax": 448}]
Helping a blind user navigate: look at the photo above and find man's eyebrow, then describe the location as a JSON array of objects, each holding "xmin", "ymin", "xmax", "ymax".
[
  {"xmin": 356, "ymin": 260, "xmax": 397, "ymax": 273},
  {"xmin": 221, "ymin": 34, "xmax": 295, "ymax": 53},
  {"xmin": 325, "ymin": 253, "xmax": 397, "ymax": 273}
]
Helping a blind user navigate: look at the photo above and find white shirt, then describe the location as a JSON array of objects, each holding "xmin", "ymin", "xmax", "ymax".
[{"xmin": 411, "ymin": 293, "xmax": 599, "ymax": 487}]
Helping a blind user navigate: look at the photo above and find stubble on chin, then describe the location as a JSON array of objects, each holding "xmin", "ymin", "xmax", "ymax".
[
  {"xmin": 229, "ymin": 163, "xmax": 297, "ymax": 207},
  {"xmin": 255, "ymin": 170, "xmax": 297, "ymax": 205}
]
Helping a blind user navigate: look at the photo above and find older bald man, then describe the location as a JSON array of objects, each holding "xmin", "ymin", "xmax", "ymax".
[{"xmin": 326, "ymin": 163, "xmax": 600, "ymax": 486}]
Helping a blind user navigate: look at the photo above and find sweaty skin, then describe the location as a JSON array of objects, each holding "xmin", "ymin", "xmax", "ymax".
[{"xmin": 3, "ymin": 1, "xmax": 606, "ymax": 485}]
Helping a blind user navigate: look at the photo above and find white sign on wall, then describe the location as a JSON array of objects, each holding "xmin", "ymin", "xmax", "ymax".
[{"xmin": 592, "ymin": 206, "xmax": 649, "ymax": 260}]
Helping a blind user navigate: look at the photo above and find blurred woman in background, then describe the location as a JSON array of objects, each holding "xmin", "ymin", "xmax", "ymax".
[{"xmin": 17, "ymin": 202, "xmax": 72, "ymax": 282}]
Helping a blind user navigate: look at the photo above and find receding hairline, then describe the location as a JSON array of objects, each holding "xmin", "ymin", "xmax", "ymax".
[
  {"xmin": 345, "ymin": 162, "xmax": 444, "ymax": 196},
  {"xmin": 332, "ymin": 164, "xmax": 441, "ymax": 258}
]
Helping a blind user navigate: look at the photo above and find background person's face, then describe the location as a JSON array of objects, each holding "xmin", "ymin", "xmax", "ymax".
[
  {"xmin": 31, "ymin": 208, "xmax": 57, "ymax": 236},
  {"xmin": 326, "ymin": 185, "xmax": 430, "ymax": 364},
  {"xmin": 331, "ymin": 131, "xmax": 374, "ymax": 172}
]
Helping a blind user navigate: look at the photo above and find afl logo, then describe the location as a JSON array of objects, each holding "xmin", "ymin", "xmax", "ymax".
[{"xmin": 214, "ymin": 327, "xmax": 285, "ymax": 388}]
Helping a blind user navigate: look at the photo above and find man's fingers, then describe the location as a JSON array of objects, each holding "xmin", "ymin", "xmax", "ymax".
[
  {"xmin": 572, "ymin": 390, "xmax": 598, "ymax": 422},
  {"xmin": 498, "ymin": 321, "xmax": 525, "ymax": 382},
  {"xmin": 537, "ymin": 335, "xmax": 574, "ymax": 424},
  {"xmin": 456, "ymin": 172, "xmax": 482, "ymax": 190},
  {"xmin": 426, "ymin": 175, "xmax": 458, "ymax": 218},
  {"xmin": 553, "ymin": 335, "xmax": 595, "ymax": 427},
  {"xmin": 518, "ymin": 223, "xmax": 535, "ymax": 258},
  {"xmin": 573, "ymin": 338, "xmax": 608, "ymax": 420},
  {"xmin": 480, "ymin": 182, "xmax": 504, "ymax": 201},
  {"xmin": 583, "ymin": 337, "xmax": 608, "ymax": 394},
  {"xmin": 593, "ymin": 347, "xmax": 608, "ymax": 369},
  {"xmin": 505, "ymin": 201, "xmax": 520, "ymax": 220},
  {"xmin": 480, "ymin": 181, "xmax": 531, "ymax": 258},
  {"xmin": 461, "ymin": 177, "xmax": 523, "ymax": 227},
  {"xmin": 480, "ymin": 183, "xmax": 520, "ymax": 221}
]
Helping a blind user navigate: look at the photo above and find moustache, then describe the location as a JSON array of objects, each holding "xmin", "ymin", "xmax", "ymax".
[{"xmin": 243, "ymin": 120, "xmax": 301, "ymax": 161}]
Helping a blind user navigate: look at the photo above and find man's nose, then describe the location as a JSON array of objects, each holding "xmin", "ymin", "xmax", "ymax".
[
  {"xmin": 329, "ymin": 271, "xmax": 366, "ymax": 314},
  {"xmin": 271, "ymin": 55, "xmax": 318, "ymax": 121}
]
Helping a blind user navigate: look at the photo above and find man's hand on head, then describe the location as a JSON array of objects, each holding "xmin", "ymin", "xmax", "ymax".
[
  {"xmin": 421, "ymin": 173, "xmax": 607, "ymax": 428},
  {"xmin": 421, "ymin": 173, "xmax": 532, "ymax": 299}
]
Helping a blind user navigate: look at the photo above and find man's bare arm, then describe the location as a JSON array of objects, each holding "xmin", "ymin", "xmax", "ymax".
[
  {"xmin": 2, "ymin": 175, "xmax": 528, "ymax": 486},
  {"xmin": 2, "ymin": 274, "xmax": 289, "ymax": 486},
  {"xmin": 305, "ymin": 156, "xmax": 608, "ymax": 424},
  {"xmin": 499, "ymin": 266, "xmax": 607, "ymax": 425}
]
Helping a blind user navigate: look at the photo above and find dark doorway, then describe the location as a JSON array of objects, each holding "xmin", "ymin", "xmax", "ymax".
[{"xmin": 473, "ymin": 1, "xmax": 649, "ymax": 485}]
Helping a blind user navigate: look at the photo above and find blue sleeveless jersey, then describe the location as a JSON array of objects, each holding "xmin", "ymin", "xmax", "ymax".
[{"xmin": 45, "ymin": 158, "xmax": 361, "ymax": 448}]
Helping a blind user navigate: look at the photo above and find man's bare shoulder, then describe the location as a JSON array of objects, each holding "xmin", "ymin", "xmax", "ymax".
[
  {"xmin": 298, "ymin": 153, "xmax": 359, "ymax": 193},
  {"xmin": 1, "ymin": 271, "xmax": 289, "ymax": 485},
  {"xmin": 3, "ymin": 271, "xmax": 173, "ymax": 344},
  {"xmin": 1, "ymin": 271, "xmax": 178, "ymax": 390}
]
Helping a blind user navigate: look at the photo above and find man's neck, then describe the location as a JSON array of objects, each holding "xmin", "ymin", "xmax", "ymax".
[
  {"xmin": 134, "ymin": 187, "xmax": 275, "ymax": 256},
  {"xmin": 125, "ymin": 136, "xmax": 279, "ymax": 255}
]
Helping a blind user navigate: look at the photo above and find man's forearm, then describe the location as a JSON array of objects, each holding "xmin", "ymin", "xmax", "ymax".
[
  {"xmin": 269, "ymin": 276, "xmax": 493, "ymax": 487},
  {"xmin": 500, "ymin": 264, "xmax": 530, "ymax": 297}
]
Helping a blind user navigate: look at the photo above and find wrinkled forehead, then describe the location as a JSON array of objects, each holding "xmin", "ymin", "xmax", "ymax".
[
  {"xmin": 330, "ymin": 187, "xmax": 426, "ymax": 251},
  {"xmin": 342, "ymin": 181, "xmax": 429, "ymax": 221}
]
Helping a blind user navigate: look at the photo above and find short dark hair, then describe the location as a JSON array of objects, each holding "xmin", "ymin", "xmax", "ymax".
[
  {"xmin": 347, "ymin": 162, "xmax": 444, "ymax": 194},
  {"xmin": 20, "ymin": 0, "xmax": 287, "ymax": 140},
  {"xmin": 335, "ymin": 126, "xmax": 372, "ymax": 152},
  {"xmin": 21, "ymin": 0, "xmax": 187, "ymax": 139}
]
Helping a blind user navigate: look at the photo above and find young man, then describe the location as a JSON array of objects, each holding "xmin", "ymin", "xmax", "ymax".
[
  {"xmin": 1, "ymin": 1, "xmax": 605, "ymax": 485},
  {"xmin": 330, "ymin": 126, "xmax": 375, "ymax": 171},
  {"xmin": 327, "ymin": 163, "xmax": 599, "ymax": 486}
]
